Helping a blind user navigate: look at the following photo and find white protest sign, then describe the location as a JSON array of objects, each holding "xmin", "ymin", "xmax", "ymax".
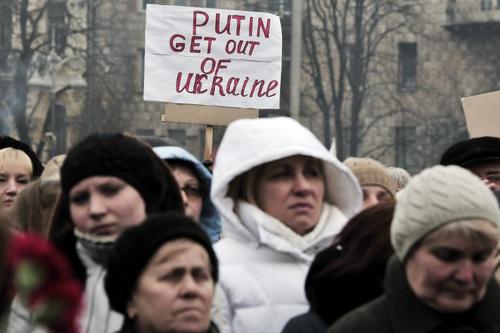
[{"xmin": 144, "ymin": 5, "xmax": 282, "ymax": 109}]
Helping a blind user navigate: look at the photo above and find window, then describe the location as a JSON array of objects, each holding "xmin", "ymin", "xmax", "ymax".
[
  {"xmin": 481, "ymin": 0, "xmax": 493, "ymax": 10},
  {"xmin": 138, "ymin": 48, "xmax": 145, "ymax": 92},
  {"xmin": 268, "ymin": 0, "xmax": 292, "ymax": 15},
  {"xmin": 169, "ymin": 129, "xmax": 186, "ymax": 145},
  {"xmin": 398, "ymin": 43, "xmax": 417, "ymax": 91},
  {"xmin": 136, "ymin": 128, "xmax": 155, "ymax": 136},
  {"xmin": 0, "ymin": 4, "xmax": 12, "ymax": 70},
  {"xmin": 54, "ymin": 104, "xmax": 67, "ymax": 154},
  {"xmin": 206, "ymin": 0, "xmax": 216, "ymax": 7},
  {"xmin": 395, "ymin": 126, "xmax": 416, "ymax": 169},
  {"xmin": 47, "ymin": 0, "xmax": 68, "ymax": 55},
  {"xmin": 141, "ymin": 0, "xmax": 155, "ymax": 10}
]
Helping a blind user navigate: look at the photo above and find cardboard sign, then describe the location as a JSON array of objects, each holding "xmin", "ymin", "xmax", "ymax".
[
  {"xmin": 461, "ymin": 90, "xmax": 500, "ymax": 138},
  {"xmin": 161, "ymin": 104, "xmax": 258, "ymax": 125},
  {"xmin": 145, "ymin": 5, "xmax": 282, "ymax": 109}
]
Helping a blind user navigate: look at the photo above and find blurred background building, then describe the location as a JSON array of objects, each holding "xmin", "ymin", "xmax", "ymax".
[{"xmin": 1, "ymin": 0, "xmax": 499, "ymax": 173}]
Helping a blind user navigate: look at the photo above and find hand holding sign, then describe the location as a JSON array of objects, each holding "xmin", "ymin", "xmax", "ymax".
[{"xmin": 144, "ymin": 5, "xmax": 282, "ymax": 109}]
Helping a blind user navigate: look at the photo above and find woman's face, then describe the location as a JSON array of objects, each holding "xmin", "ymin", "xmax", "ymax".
[
  {"xmin": 128, "ymin": 239, "xmax": 214, "ymax": 333},
  {"xmin": 0, "ymin": 164, "xmax": 31, "ymax": 214},
  {"xmin": 172, "ymin": 165, "xmax": 203, "ymax": 223},
  {"xmin": 256, "ymin": 155, "xmax": 325, "ymax": 235},
  {"xmin": 69, "ymin": 176, "xmax": 146, "ymax": 236},
  {"xmin": 361, "ymin": 185, "xmax": 392, "ymax": 210},
  {"xmin": 405, "ymin": 221, "xmax": 498, "ymax": 313}
]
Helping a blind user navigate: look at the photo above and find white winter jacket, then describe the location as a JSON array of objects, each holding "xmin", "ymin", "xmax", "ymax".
[{"xmin": 210, "ymin": 117, "xmax": 362, "ymax": 333}]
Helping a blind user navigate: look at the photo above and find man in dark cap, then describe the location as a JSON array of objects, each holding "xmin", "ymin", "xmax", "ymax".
[{"xmin": 441, "ymin": 136, "xmax": 500, "ymax": 194}]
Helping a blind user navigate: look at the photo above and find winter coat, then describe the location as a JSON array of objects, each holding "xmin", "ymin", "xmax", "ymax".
[
  {"xmin": 210, "ymin": 117, "xmax": 362, "ymax": 333},
  {"xmin": 114, "ymin": 319, "xmax": 220, "ymax": 333},
  {"xmin": 328, "ymin": 256, "xmax": 500, "ymax": 333},
  {"xmin": 153, "ymin": 146, "xmax": 222, "ymax": 242},
  {"xmin": 281, "ymin": 311, "xmax": 328, "ymax": 333},
  {"xmin": 283, "ymin": 244, "xmax": 385, "ymax": 332},
  {"xmin": 7, "ymin": 228, "xmax": 123, "ymax": 333}
]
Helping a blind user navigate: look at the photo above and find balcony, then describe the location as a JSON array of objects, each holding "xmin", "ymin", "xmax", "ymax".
[{"xmin": 444, "ymin": 0, "xmax": 500, "ymax": 33}]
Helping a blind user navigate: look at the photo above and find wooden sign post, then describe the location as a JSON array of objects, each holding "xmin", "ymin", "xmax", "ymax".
[
  {"xmin": 204, "ymin": 125, "xmax": 214, "ymax": 161},
  {"xmin": 161, "ymin": 103, "xmax": 259, "ymax": 161}
]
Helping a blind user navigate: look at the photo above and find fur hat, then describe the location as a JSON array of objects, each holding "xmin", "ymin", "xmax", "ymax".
[
  {"xmin": 52, "ymin": 133, "xmax": 184, "ymax": 232},
  {"xmin": 40, "ymin": 155, "xmax": 65, "ymax": 186},
  {"xmin": 0, "ymin": 135, "xmax": 44, "ymax": 177},
  {"xmin": 344, "ymin": 157, "xmax": 395, "ymax": 196},
  {"xmin": 104, "ymin": 212, "xmax": 218, "ymax": 316},
  {"xmin": 440, "ymin": 136, "xmax": 500, "ymax": 167},
  {"xmin": 391, "ymin": 165, "xmax": 500, "ymax": 261}
]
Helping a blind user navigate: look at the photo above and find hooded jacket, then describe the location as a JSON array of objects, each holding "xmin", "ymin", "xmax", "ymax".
[
  {"xmin": 153, "ymin": 146, "xmax": 222, "ymax": 242},
  {"xmin": 210, "ymin": 117, "xmax": 362, "ymax": 333}
]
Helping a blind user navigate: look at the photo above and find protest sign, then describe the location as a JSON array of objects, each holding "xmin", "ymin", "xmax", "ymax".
[
  {"xmin": 461, "ymin": 90, "xmax": 500, "ymax": 138},
  {"xmin": 144, "ymin": 5, "xmax": 282, "ymax": 110}
]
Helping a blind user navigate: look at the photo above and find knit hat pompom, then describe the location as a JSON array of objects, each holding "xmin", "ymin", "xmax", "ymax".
[
  {"xmin": 344, "ymin": 157, "xmax": 395, "ymax": 196},
  {"xmin": 104, "ymin": 212, "xmax": 218, "ymax": 316},
  {"xmin": 391, "ymin": 165, "xmax": 500, "ymax": 261},
  {"xmin": 60, "ymin": 133, "xmax": 183, "ymax": 215}
]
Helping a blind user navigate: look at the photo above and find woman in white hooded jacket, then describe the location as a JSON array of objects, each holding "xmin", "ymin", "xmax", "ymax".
[{"xmin": 210, "ymin": 117, "xmax": 362, "ymax": 333}]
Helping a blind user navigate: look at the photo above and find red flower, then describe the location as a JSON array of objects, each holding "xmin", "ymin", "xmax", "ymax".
[{"xmin": 8, "ymin": 233, "xmax": 83, "ymax": 333}]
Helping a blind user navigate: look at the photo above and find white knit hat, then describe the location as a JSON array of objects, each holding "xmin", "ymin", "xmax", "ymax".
[{"xmin": 391, "ymin": 165, "xmax": 500, "ymax": 260}]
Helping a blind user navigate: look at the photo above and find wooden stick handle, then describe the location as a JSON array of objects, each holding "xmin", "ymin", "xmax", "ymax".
[{"xmin": 204, "ymin": 125, "xmax": 214, "ymax": 161}]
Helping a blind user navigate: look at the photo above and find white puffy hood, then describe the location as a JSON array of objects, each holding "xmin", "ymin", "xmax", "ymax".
[{"xmin": 211, "ymin": 117, "xmax": 362, "ymax": 240}]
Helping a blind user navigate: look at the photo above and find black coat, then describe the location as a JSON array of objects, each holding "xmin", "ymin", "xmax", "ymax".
[
  {"xmin": 328, "ymin": 256, "xmax": 500, "ymax": 333},
  {"xmin": 114, "ymin": 320, "xmax": 220, "ymax": 333},
  {"xmin": 281, "ymin": 311, "xmax": 328, "ymax": 333},
  {"xmin": 282, "ymin": 244, "xmax": 385, "ymax": 332}
]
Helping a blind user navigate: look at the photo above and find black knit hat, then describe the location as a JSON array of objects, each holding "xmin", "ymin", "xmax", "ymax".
[
  {"xmin": 104, "ymin": 212, "xmax": 218, "ymax": 316},
  {"xmin": 441, "ymin": 136, "xmax": 500, "ymax": 167},
  {"xmin": 0, "ymin": 135, "xmax": 44, "ymax": 177},
  {"xmin": 51, "ymin": 133, "xmax": 184, "ymax": 233}
]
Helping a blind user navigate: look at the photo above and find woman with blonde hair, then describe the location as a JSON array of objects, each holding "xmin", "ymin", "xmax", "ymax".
[
  {"xmin": 0, "ymin": 148, "xmax": 34, "ymax": 216},
  {"xmin": 8, "ymin": 155, "xmax": 65, "ymax": 235}
]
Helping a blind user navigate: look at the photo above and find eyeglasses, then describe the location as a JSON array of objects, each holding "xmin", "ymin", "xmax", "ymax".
[
  {"xmin": 180, "ymin": 185, "xmax": 203, "ymax": 199},
  {"xmin": 480, "ymin": 173, "xmax": 500, "ymax": 185}
]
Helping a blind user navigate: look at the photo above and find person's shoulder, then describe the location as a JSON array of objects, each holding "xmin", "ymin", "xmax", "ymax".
[
  {"xmin": 282, "ymin": 312, "xmax": 327, "ymax": 333},
  {"xmin": 328, "ymin": 296, "xmax": 390, "ymax": 333}
]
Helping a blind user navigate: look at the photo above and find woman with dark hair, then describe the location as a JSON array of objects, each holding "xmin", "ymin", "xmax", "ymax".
[
  {"xmin": 153, "ymin": 146, "xmax": 221, "ymax": 242},
  {"xmin": 282, "ymin": 202, "xmax": 395, "ymax": 332},
  {"xmin": 329, "ymin": 166, "xmax": 500, "ymax": 333},
  {"xmin": 7, "ymin": 133, "xmax": 184, "ymax": 333},
  {"xmin": 105, "ymin": 212, "xmax": 220, "ymax": 333}
]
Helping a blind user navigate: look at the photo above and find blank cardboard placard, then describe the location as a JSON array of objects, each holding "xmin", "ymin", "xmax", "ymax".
[
  {"xmin": 161, "ymin": 103, "xmax": 258, "ymax": 126},
  {"xmin": 461, "ymin": 90, "xmax": 500, "ymax": 138}
]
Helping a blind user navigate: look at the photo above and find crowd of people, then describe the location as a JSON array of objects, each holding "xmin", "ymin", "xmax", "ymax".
[{"xmin": 0, "ymin": 116, "xmax": 499, "ymax": 333}]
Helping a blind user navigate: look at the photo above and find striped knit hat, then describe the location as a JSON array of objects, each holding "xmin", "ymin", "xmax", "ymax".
[
  {"xmin": 391, "ymin": 165, "xmax": 500, "ymax": 261},
  {"xmin": 344, "ymin": 157, "xmax": 395, "ymax": 197}
]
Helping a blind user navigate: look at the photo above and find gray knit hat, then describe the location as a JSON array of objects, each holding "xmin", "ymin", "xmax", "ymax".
[{"xmin": 391, "ymin": 165, "xmax": 500, "ymax": 261}]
